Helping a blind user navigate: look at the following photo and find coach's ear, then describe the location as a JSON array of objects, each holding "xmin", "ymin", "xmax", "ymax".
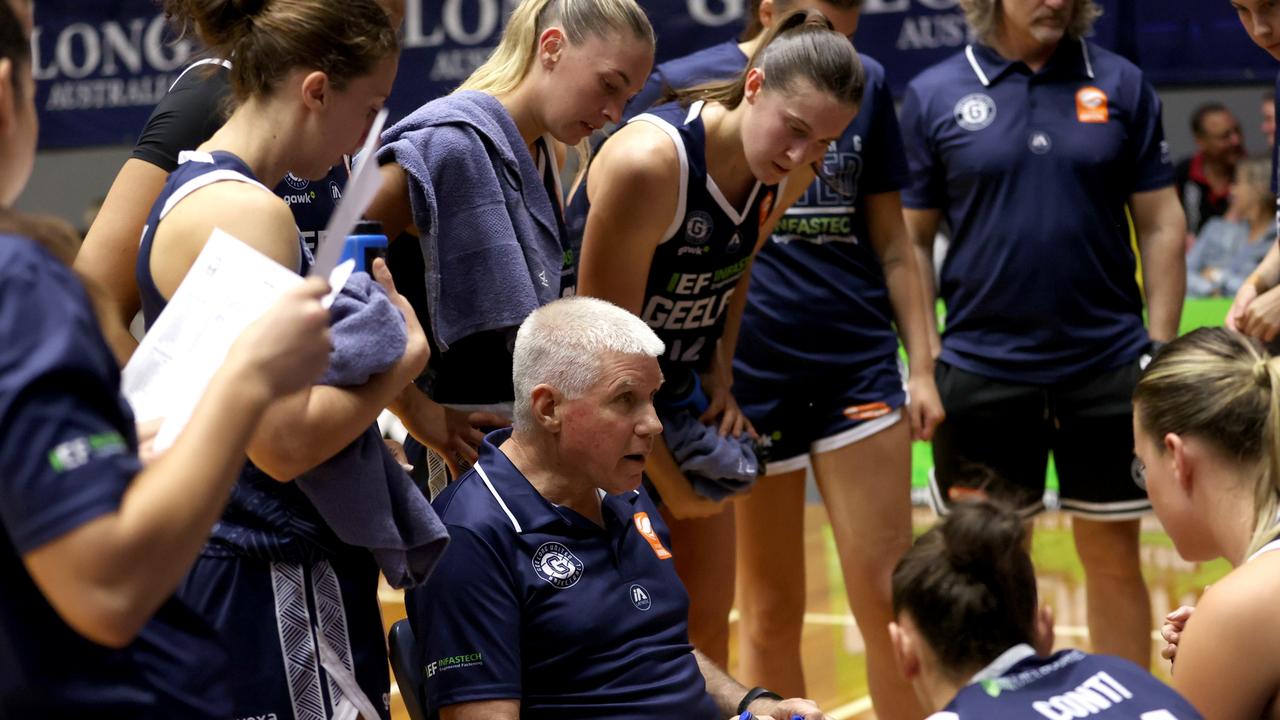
[{"xmin": 529, "ymin": 384, "xmax": 564, "ymax": 433}]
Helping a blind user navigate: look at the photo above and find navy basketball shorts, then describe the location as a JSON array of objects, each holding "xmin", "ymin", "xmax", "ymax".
[
  {"xmin": 177, "ymin": 551, "xmax": 391, "ymax": 720},
  {"xmin": 929, "ymin": 357, "xmax": 1150, "ymax": 520},
  {"xmin": 736, "ymin": 352, "xmax": 908, "ymax": 475}
]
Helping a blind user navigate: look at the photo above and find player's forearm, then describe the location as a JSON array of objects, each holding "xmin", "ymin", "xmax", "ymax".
[{"xmin": 96, "ymin": 357, "xmax": 274, "ymax": 636}]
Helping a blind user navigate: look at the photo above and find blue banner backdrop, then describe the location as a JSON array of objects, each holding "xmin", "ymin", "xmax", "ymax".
[{"xmin": 31, "ymin": 0, "xmax": 1280, "ymax": 150}]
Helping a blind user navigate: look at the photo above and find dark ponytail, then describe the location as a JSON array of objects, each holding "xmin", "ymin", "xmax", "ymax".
[
  {"xmin": 892, "ymin": 502, "xmax": 1039, "ymax": 679},
  {"xmin": 162, "ymin": 0, "xmax": 398, "ymax": 102},
  {"xmin": 677, "ymin": 8, "xmax": 862, "ymax": 111}
]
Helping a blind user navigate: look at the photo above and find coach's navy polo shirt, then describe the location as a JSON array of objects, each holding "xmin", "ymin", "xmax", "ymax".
[
  {"xmin": 0, "ymin": 234, "xmax": 228, "ymax": 718},
  {"xmin": 406, "ymin": 428, "xmax": 719, "ymax": 720},
  {"xmin": 901, "ymin": 38, "xmax": 1173, "ymax": 384}
]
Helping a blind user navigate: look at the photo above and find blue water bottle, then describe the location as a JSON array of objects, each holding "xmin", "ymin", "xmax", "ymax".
[{"xmin": 341, "ymin": 219, "xmax": 388, "ymax": 272}]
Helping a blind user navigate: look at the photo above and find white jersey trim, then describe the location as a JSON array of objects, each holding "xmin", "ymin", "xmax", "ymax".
[
  {"xmin": 159, "ymin": 153, "xmax": 273, "ymax": 221},
  {"xmin": 475, "ymin": 461, "xmax": 523, "ymax": 533},
  {"xmin": 627, "ymin": 110, "xmax": 691, "ymax": 244},
  {"xmin": 1247, "ymin": 537, "xmax": 1280, "ymax": 563},
  {"xmin": 167, "ymin": 57, "xmax": 232, "ymax": 92},
  {"xmin": 964, "ymin": 45, "xmax": 991, "ymax": 87}
]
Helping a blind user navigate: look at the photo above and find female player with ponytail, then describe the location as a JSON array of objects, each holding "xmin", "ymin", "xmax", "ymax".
[
  {"xmin": 570, "ymin": 9, "xmax": 863, "ymax": 667},
  {"xmin": 1134, "ymin": 327, "xmax": 1280, "ymax": 718}
]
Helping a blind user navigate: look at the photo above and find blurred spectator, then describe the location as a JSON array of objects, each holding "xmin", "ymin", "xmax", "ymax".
[
  {"xmin": 1176, "ymin": 103, "xmax": 1246, "ymax": 234},
  {"xmin": 1187, "ymin": 155, "xmax": 1276, "ymax": 298}
]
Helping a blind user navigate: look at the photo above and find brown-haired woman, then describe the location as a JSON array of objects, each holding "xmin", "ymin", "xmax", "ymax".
[
  {"xmin": 889, "ymin": 501, "xmax": 1200, "ymax": 717},
  {"xmin": 569, "ymin": 8, "xmax": 862, "ymax": 670},
  {"xmin": 133, "ymin": 1, "xmax": 428, "ymax": 717}
]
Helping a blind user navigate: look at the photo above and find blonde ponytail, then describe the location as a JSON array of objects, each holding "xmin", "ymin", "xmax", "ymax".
[
  {"xmin": 457, "ymin": 0, "xmax": 653, "ymax": 95},
  {"xmin": 1133, "ymin": 328, "xmax": 1280, "ymax": 558}
]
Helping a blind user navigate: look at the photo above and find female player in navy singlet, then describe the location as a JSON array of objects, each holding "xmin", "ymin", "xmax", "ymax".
[
  {"xmin": 133, "ymin": 1, "xmax": 428, "ymax": 717},
  {"xmin": 624, "ymin": 1, "xmax": 942, "ymax": 714},
  {"xmin": 73, "ymin": 1, "xmax": 406, "ymax": 365},
  {"xmin": 367, "ymin": 0, "xmax": 655, "ymax": 482},
  {"xmin": 890, "ymin": 501, "xmax": 1201, "ymax": 719},
  {"xmin": 0, "ymin": 4, "xmax": 335, "ymax": 715},
  {"xmin": 570, "ymin": 9, "xmax": 863, "ymax": 667},
  {"xmin": 1134, "ymin": 327, "xmax": 1280, "ymax": 719}
]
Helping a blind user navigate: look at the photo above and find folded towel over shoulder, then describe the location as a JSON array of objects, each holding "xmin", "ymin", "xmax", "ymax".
[
  {"xmin": 377, "ymin": 90, "xmax": 563, "ymax": 352},
  {"xmin": 297, "ymin": 273, "xmax": 450, "ymax": 588}
]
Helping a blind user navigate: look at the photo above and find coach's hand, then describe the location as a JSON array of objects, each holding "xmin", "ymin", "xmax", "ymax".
[
  {"xmin": 1227, "ymin": 280, "xmax": 1258, "ymax": 333},
  {"xmin": 745, "ymin": 695, "xmax": 829, "ymax": 720}
]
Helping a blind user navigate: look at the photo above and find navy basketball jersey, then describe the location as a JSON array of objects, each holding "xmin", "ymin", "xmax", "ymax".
[
  {"xmin": 136, "ymin": 150, "xmax": 341, "ymax": 563},
  {"xmin": 566, "ymin": 101, "xmax": 779, "ymax": 376},
  {"xmin": 938, "ymin": 648, "xmax": 1202, "ymax": 719},
  {"xmin": 635, "ymin": 43, "xmax": 904, "ymax": 379},
  {"xmin": 279, "ymin": 164, "xmax": 346, "ymax": 254}
]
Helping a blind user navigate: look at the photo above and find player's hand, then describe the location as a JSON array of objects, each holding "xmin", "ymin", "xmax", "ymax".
[
  {"xmin": 1227, "ymin": 280, "xmax": 1258, "ymax": 332},
  {"xmin": 699, "ymin": 364, "xmax": 756, "ymax": 439},
  {"xmin": 371, "ymin": 257, "xmax": 430, "ymax": 378},
  {"xmin": 906, "ymin": 372, "xmax": 945, "ymax": 441},
  {"xmin": 231, "ymin": 277, "xmax": 332, "ymax": 398},
  {"xmin": 1240, "ymin": 284, "xmax": 1280, "ymax": 342},
  {"xmin": 136, "ymin": 418, "xmax": 164, "ymax": 466},
  {"xmin": 1161, "ymin": 605, "xmax": 1194, "ymax": 668},
  {"xmin": 384, "ymin": 438, "xmax": 412, "ymax": 471}
]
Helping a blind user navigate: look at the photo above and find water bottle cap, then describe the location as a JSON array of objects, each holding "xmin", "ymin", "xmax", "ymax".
[{"xmin": 353, "ymin": 219, "xmax": 384, "ymax": 236}]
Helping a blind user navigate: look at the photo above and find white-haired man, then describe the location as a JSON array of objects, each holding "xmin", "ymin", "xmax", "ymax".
[
  {"xmin": 900, "ymin": 0, "xmax": 1186, "ymax": 667},
  {"xmin": 404, "ymin": 296, "xmax": 828, "ymax": 720}
]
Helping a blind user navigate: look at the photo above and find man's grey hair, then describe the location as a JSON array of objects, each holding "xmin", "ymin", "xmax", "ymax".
[
  {"xmin": 512, "ymin": 297, "xmax": 665, "ymax": 431},
  {"xmin": 959, "ymin": 0, "xmax": 1101, "ymax": 43}
]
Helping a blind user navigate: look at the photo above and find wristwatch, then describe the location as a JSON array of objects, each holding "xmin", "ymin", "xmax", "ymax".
[{"xmin": 737, "ymin": 686, "xmax": 783, "ymax": 715}]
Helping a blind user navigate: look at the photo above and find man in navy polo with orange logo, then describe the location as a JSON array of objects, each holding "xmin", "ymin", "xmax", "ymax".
[
  {"xmin": 900, "ymin": 0, "xmax": 1186, "ymax": 669},
  {"xmin": 405, "ymin": 297, "xmax": 829, "ymax": 720}
]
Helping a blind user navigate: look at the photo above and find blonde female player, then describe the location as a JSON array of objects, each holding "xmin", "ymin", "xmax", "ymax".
[
  {"xmin": 570, "ymin": 9, "xmax": 863, "ymax": 668},
  {"xmin": 1133, "ymin": 327, "xmax": 1280, "ymax": 718},
  {"xmin": 367, "ymin": 0, "xmax": 655, "ymax": 482},
  {"xmin": 134, "ymin": 1, "xmax": 428, "ymax": 717}
]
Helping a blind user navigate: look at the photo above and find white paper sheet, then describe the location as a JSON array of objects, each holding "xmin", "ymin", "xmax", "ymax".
[
  {"xmin": 121, "ymin": 227, "xmax": 303, "ymax": 452},
  {"xmin": 311, "ymin": 107, "xmax": 390, "ymax": 278}
]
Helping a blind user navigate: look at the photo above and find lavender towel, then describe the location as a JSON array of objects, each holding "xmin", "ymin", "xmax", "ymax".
[
  {"xmin": 661, "ymin": 409, "xmax": 760, "ymax": 502},
  {"xmin": 377, "ymin": 90, "xmax": 563, "ymax": 352},
  {"xmin": 297, "ymin": 273, "xmax": 449, "ymax": 588}
]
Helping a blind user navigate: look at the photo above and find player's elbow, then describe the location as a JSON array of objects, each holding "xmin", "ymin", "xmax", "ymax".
[{"xmin": 50, "ymin": 590, "xmax": 150, "ymax": 649}]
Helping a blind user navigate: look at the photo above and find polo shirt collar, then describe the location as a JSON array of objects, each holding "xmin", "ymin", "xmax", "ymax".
[
  {"xmin": 472, "ymin": 428, "xmax": 642, "ymax": 534},
  {"xmin": 965, "ymin": 36, "xmax": 1095, "ymax": 87}
]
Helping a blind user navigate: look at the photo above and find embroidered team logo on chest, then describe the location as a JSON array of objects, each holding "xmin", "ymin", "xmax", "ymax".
[
  {"xmin": 685, "ymin": 210, "xmax": 714, "ymax": 245},
  {"xmin": 532, "ymin": 542, "xmax": 584, "ymax": 589},
  {"xmin": 283, "ymin": 172, "xmax": 310, "ymax": 190},
  {"xmin": 954, "ymin": 93, "xmax": 997, "ymax": 131}
]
